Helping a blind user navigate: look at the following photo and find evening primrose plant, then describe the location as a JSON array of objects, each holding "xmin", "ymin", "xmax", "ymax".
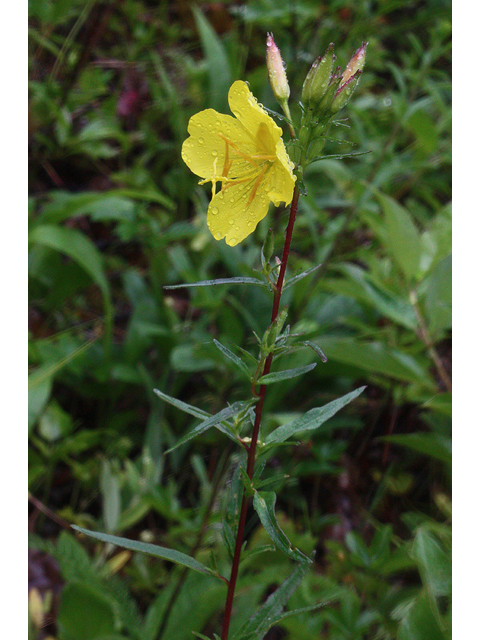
[{"xmin": 73, "ymin": 35, "xmax": 368, "ymax": 639}]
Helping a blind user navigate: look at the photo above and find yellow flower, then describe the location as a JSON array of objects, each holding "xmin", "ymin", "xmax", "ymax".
[{"xmin": 182, "ymin": 81, "xmax": 296, "ymax": 246}]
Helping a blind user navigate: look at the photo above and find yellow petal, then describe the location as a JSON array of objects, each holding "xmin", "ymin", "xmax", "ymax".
[
  {"xmin": 181, "ymin": 109, "xmax": 245, "ymax": 180},
  {"xmin": 228, "ymin": 81, "xmax": 283, "ymax": 154},
  {"xmin": 264, "ymin": 139, "xmax": 296, "ymax": 206},
  {"xmin": 207, "ymin": 176, "xmax": 271, "ymax": 246}
]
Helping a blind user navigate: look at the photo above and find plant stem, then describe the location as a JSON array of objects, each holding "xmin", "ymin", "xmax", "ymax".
[{"xmin": 220, "ymin": 185, "xmax": 300, "ymax": 640}]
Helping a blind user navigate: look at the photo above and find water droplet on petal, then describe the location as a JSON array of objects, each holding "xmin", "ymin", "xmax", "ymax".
[
  {"xmin": 212, "ymin": 150, "xmax": 218, "ymax": 156},
  {"xmin": 211, "ymin": 206, "xmax": 218, "ymax": 215},
  {"xmin": 214, "ymin": 231, "xmax": 222, "ymax": 240},
  {"xmin": 198, "ymin": 137, "xmax": 204, "ymax": 144},
  {"xmin": 229, "ymin": 218, "xmax": 234, "ymax": 225}
]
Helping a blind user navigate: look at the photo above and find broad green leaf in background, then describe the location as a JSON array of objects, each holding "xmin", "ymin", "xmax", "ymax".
[
  {"xmin": 253, "ymin": 491, "xmax": 311, "ymax": 563},
  {"xmin": 29, "ymin": 225, "xmax": 113, "ymax": 352},
  {"xmin": 339, "ymin": 263, "xmax": 417, "ymax": 330},
  {"xmin": 381, "ymin": 433, "xmax": 451, "ymax": 467},
  {"xmin": 265, "ymin": 387, "xmax": 366, "ymax": 444},
  {"xmin": 192, "ymin": 7, "xmax": 232, "ymax": 112},
  {"xmin": 412, "ymin": 528, "xmax": 451, "ymax": 598},
  {"xmin": 57, "ymin": 582, "xmax": 117, "ymax": 640},
  {"xmin": 406, "ymin": 109, "xmax": 439, "ymax": 155},
  {"xmin": 317, "ymin": 337, "xmax": 436, "ymax": 388},
  {"xmin": 376, "ymin": 192, "xmax": 421, "ymax": 281},
  {"xmin": 425, "ymin": 255, "xmax": 452, "ymax": 335},
  {"xmin": 71, "ymin": 526, "xmax": 224, "ymax": 581},
  {"xmin": 28, "ymin": 338, "xmax": 96, "ymax": 431},
  {"xmin": 397, "ymin": 590, "xmax": 447, "ymax": 640}
]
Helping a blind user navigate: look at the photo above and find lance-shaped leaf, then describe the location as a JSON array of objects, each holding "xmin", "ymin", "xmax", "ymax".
[
  {"xmin": 71, "ymin": 526, "xmax": 224, "ymax": 581},
  {"xmin": 253, "ymin": 491, "xmax": 311, "ymax": 563},
  {"xmin": 164, "ymin": 277, "xmax": 267, "ymax": 289},
  {"xmin": 257, "ymin": 362, "xmax": 317, "ymax": 385},
  {"xmin": 266, "ymin": 386, "xmax": 366, "ymax": 444},
  {"xmin": 231, "ymin": 561, "xmax": 311, "ymax": 640},
  {"xmin": 283, "ymin": 264, "xmax": 322, "ymax": 290},
  {"xmin": 300, "ymin": 340, "xmax": 328, "ymax": 362},
  {"xmin": 213, "ymin": 339, "xmax": 251, "ymax": 378},
  {"xmin": 164, "ymin": 401, "xmax": 251, "ymax": 453},
  {"xmin": 153, "ymin": 388, "xmax": 210, "ymax": 420}
]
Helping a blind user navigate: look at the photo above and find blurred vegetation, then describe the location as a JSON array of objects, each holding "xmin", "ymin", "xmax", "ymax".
[{"xmin": 28, "ymin": 0, "xmax": 451, "ymax": 638}]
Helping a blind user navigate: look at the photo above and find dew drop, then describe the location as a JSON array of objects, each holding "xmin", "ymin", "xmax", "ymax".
[
  {"xmin": 229, "ymin": 218, "xmax": 234, "ymax": 225},
  {"xmin": 198, "ymin": 137, "xmax": 204, "ymax": 144},
  {"xmin": 211, "ymin": 206, "xmax": 219, "ymax": 215},
  {"xmin": 212, "ymin": 150, "xmax": 218, "ymax": 156},
  {"xmin": 214, "ymin": 231, "xmax": 222, "ymax": 240}
]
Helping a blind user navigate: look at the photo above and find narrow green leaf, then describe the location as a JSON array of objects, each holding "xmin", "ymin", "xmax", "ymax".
[
  {"xmin": 266, "ymin": 387, "xmax": 366, "ymax": 444},
  {"xmin": 231, "ymin": 561, "xmax": 311, "ymax": 640},
  {"xmin": 71, "ymin": 526, "xmax": 221, "ymax": 580},
  {"xmin": 164, "ymin": 277, "xmax": 267, "ymax": 289},
  {"xmin": 164, "ymin": 401, "xmax": 250, "ymax": 454},
  {"xmin": 213, "ymin": 339, "xmax": 251, "ymax": 378},
  {"xmin": 253, "ymin": 491, "xmax": 311, "ymax": 563},
  {"xmin": 258, "ymin": 363, "xmax": 317, "ymax": 385},
  {"xmin": 276, "ymin": 600, "xmax": 333, "ymax": 622},
  {"xmin": 153, "ymin": 388, "xmax": 210, "ymax": 420},
  {"xmin": 300, "ymin": 341, "xmax": 328, "ymax": 362},
  {"xmin": 283, "ymin": 264, "xmax": 322, "ymax": 290}
]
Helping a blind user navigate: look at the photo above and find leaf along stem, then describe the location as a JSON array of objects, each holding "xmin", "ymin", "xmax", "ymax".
[{"xmin": 220, "ymin": 184, "xmax": 300, "ymax": 640}]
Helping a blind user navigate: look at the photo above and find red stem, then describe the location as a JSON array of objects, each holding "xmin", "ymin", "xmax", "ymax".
[{"xmin": 220, "ymin": 185, "xmax": 300, "ymax": 639}]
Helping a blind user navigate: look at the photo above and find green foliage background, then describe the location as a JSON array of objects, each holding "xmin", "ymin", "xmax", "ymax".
[{"xmin": 28, "ymin": 0, "xmax": 451, "ymax": 638}]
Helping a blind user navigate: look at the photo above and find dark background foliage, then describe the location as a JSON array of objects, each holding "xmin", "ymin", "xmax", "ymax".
[{"xmin": 28, "ymin": 1, "xmax": 451, "ymax": 638}]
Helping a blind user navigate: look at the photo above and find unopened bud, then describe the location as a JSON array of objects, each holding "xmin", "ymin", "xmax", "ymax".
[
  {"xmin": 301, "ymin": 43, "xmax": 335, "ymax": 107},
  {"xmin": 316, "ymin": 67, "xmax": 343, "ymax": 113},
  {"xmin": 329, "ymin": 42, "xmax": 368, "ymax": 114},
  {"xmin": 340, "ymin": 41, "xmax": 368, "ymax": 86},
  {"xmin": 266, "ymin": 33, "xmax": 290, "ymax": 103}
]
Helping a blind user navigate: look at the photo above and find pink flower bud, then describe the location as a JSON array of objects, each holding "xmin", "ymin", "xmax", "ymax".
[
  {"xmin": 329, "ymin": 42, "xmax": 368, "ymax": 114},
  {"xmin": 340, "ymin": 41, "xmax": 368, "ymax": 86},
  {"xmin": 266, "ymin": 33, "xmax": 290, "ymax": 103}
]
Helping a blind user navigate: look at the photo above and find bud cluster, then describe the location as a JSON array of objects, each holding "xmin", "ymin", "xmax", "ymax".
[
  {"xmin": 265, "ymin": 34, "xmax": 367, "ymax": 173},
  {"xmin": 302, "ymin": 41, "xmax": 368, "ymax": 118}
]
